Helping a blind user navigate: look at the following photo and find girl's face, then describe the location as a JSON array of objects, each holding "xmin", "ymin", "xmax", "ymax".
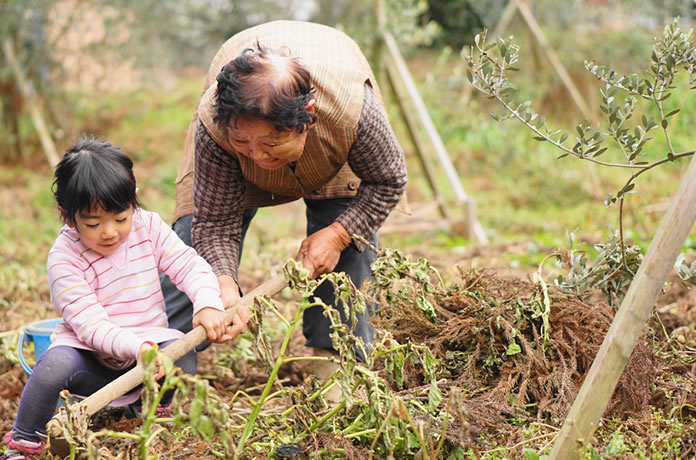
[{"xmin": 67, "ymin": 204, "xmax": 134, "ymax": 256}]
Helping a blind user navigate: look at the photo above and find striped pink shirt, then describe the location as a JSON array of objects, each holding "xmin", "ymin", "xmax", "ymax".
[{"xmin": 47, "ymin": 208, "xmax": 223, "ymax": 368}]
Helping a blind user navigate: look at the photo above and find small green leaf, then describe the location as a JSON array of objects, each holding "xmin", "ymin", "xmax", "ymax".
[
  {"xmin": 197, "ymin": 415, "xmax": 214, "ymax": 440},
  {"xmin": 593, "ymin": 147, "xmax": 608, "ymax": 157},
  {"xmin": 661, "ymin": 119, "xmax": 669, "ymax": 128},
  {"xmin": 523, "ymin": 448, "xmax": 540, "ymax": 460},
  {"xmin": 532, "ymin": 136, "xmax": 546, "ymax": 142},
  {"xmin": 506, "ymin": 343, "xmax": 522, "ymax": 356},
  {"xmin": 189, "ymin": 399, "xmax": 204, "ymax": 420},
  {"xmin": 665, "ymin": 108, "xmax": 680, "ymax": 118},
  {"xmin": 427, "ymin": 380, "xmax": 444, "ymax": 413}
]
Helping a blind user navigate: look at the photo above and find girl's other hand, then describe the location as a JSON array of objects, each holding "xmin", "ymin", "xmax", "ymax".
[
  {"xmin": 193, "ymin": 306, "xmax": 238, "ymax": 343},
  {"xmin": 138, "ymin": 341, "xmax": 165, "ymax": 380}
]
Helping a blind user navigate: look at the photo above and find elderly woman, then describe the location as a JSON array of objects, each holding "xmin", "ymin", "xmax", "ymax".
[{"xmin": 162, "ymin": 20, "xmax": 407, "ymax": 371}]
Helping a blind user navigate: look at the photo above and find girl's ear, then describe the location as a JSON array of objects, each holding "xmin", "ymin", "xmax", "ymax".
[{"xmin": 58, "ymin": 205, "xmax": 74, "ymax": 228}]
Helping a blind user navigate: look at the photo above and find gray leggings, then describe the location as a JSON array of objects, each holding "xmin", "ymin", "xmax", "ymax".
[
  {"xmin": 161, "ymin": 197, "xmax": 378, "ymax": 359},
  {"xmin": 11, "ymin": 340, "xmax": 196, "ymax": 443}
]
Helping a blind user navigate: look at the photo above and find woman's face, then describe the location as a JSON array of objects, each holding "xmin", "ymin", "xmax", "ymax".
[{"xmin": 227, "ymin": 115, "xmax": 312, "ymax": 170}]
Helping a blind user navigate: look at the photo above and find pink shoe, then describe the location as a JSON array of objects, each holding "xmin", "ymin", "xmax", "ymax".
[
  {"xmin": 124, "ymin": 402, "xmax": 171, "ymax": 419},
  {"xmin": 3, "ymin": 431, "xmax": 44, "ymax": 456}
]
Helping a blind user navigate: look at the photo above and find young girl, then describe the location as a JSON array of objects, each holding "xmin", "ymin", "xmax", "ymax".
[{"xmin": 3, "ymin": 138, "xmax": 235, "ymax": 458}]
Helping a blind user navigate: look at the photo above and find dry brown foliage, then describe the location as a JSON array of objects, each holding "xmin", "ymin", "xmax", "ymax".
[{"xmin": 370, "ymin": 267, "xmax": 657, "ymax": 426}]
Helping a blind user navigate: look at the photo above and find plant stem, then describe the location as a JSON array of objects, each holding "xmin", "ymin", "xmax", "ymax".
[
  {"xmin": 307, "ymin": 400, "xmax": 347, "ymax": 432},
  {"xmin": 345, "ymin": 428, "xmax": 376, "ymax": 439},
  {"xmin": 235, "ymin": 303, "xmax": 314, "ymax": 457}
]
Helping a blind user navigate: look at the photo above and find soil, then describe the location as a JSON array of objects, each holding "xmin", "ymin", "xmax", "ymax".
[{"xmin": 1, "ymin": 243, "xmax": 694, "ymax": 458}]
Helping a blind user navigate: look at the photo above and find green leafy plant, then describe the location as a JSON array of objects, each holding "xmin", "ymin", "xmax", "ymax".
[{"xmin": 465, "ymin": 19, "xmax": 696, "ymax": 290}]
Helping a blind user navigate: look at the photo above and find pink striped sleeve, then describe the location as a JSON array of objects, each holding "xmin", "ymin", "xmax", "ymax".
[{"xmin": 145, "ymin": 210, "xmax": 223, "ymax": 313}]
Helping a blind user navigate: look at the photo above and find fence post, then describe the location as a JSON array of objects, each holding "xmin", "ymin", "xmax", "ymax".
[{"xmin": 551, "ymin": 153, "xmax": 696, "ymax": 458}]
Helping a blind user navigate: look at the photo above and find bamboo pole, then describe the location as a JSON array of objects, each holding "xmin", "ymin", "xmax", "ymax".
[
  {"xmin": 48, "ymin": 273, "xmax": 288, "ymax": 435},
  {"xmin": 492, "ymin": 0, "xmax": 520, "ymax": 38},
  {"xmin": 550, "ymin": 153, "xmax": 696, "ymax": 459},
  {"xmin": 2, "ymin": 38, "xmax": 60, "ymax": 167},
  {"xmin": 512, "ymin": 0, "xmax": 592, "ymax": 121},
  {"xmin": 382, "ymin": 32, "xmax": 468, "ymax": 204},
  {"xmin": 383, "ymin": 55, "xmax": 449, "ymax": 219},
  {"xmin": 381, "ymin": 32, "xmax": 488, "ymax": 244}
]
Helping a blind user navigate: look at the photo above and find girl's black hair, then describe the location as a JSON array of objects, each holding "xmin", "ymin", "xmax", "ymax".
[{"xmin": 52, "ymin": 138, "xmax": 142, "ymax": 224}]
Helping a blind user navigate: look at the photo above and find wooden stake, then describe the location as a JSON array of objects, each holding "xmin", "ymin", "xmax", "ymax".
[
  {"xmin": 2, "ymin": 39, "xmax": 60, "ymax": 167},
  {"xmin": 48, "ymin": 274, "xmax": 288, "ymax": 436},
  {"xmin": 382, "ymin": 32, "xmax": 488, "ymax": 244},
  {"xmin": 383, "ymin": 56, "xmax": 450, "ymax": 219},
  {"xmin": 512, "ymin": 0, "xmax": 593, "ymax": 121},
  {"xmin": 551, "ymin": 153, "xmax": 696, "ymax": 459}
]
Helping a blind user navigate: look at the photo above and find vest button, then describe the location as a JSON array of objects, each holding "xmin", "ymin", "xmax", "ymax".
[
  {"xmin": 314, "ymin": 188, "xmax": 322, "ymax": 194},
  {"xmin": 348, "ymin": 181, "xmax": 358, "ymax": 190}
]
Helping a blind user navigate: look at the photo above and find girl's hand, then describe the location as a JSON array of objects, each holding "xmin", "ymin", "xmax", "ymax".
[
  {"xmin": 138, "ymin": 341, "xmax": 165, "ymax": 380},
  {"xmin": 193, "ymin": 306, "xmax": 237, "ymax": 343}
]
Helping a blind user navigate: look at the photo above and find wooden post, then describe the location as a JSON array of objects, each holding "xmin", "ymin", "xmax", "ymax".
[
  {"xmin": 382, "ymin": 32, "xmax": 488, "ymax": 244},
  {"xmin": 2, "ymin": 38, "xmax": 60, "ymax": 167},
  {"xmin": 383, "ymin": 57, "xmax": 450, "ymax": 219},
  {"xmin": 551, "ymin": 153, "xmax": 696, "ymax": 459},
  {"xmin": 512, "ymin": 0, "xmax": 593, "ymax": 121},
  {"xmin": 492, "ymin": 0, "xmax": 520, "ymax": 38},
  {"xmin": 48, "ymin": 274, "xmax": 288, "ymax": 435}
]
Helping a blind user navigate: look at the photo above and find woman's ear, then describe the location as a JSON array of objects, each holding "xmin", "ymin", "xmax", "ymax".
[
  {"xmin": 305, "ymin": 99, "xmax": 317, "ymax": 129},
  {"xmin": 58, "ymin": 205, "xmax": 74, "ymax": 228},
  {"xmin": 305, "ymin": 99, "xmax": 316, "ymax": 113}
]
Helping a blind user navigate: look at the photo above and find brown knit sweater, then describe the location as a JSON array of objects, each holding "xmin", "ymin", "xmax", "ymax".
[{"xmin": 191, "ymin": 85, "xmax": 407, "ymax": 280}]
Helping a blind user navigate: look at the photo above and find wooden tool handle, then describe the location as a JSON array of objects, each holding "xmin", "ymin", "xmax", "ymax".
[{"xmin": 52, "ymin": 273, "xmax": 287, "ymax": 427}]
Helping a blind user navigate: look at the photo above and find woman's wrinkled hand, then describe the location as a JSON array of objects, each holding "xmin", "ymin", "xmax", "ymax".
[{"xmin": 297, "ymin": 221, "xmax": 351, "ymax": 279}]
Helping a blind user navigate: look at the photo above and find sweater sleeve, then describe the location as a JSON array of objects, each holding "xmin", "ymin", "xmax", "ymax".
[
  {"xmin": 336, "ymin": 85, "xmax": 408, "ymax": 243},
  {"xmin": 47, "ymin": 246, "xmax": 144, "ymax": 360},
  {"xmin": 191, "ymin": 120, "xmax": 246, "ymax": 281},
  {"xmin": 147, "ymin": 210, "xmax": 224, "ymax": 314}
]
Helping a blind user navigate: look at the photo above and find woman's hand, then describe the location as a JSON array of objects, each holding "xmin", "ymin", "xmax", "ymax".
[
  {"xmin": 217, "ymin": 275, "xmax": 250, "ymax": 339},
  {"xmin": 297, "ymin": 221, "xmax": 351, "ymax": 279},
  {"xmin": 138, "ymin": 341, "xmax": 165, "ymax": 380},
  {"xmin": 193, "ymin": 306, "xmax": 236, "ymax": 343}
]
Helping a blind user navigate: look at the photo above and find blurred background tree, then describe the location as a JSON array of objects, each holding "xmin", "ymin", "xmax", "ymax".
[
  {"xmin": 0, "ymin": 0, "xmax": 436, "ymax": 163},
  {"xmin": 3, "ymin": 0, "xmax": 696, "ymax": 164}
]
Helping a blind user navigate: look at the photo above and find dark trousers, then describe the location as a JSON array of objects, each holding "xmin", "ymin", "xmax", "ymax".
[{"xmin": 160, "ymin": 198, "xmax": 377, "ymax": 358}]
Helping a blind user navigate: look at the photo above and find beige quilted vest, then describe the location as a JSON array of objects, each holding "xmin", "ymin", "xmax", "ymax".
[{"xmin": 173, "ymin": 20, "xmax": 384, "ymax": 222}]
